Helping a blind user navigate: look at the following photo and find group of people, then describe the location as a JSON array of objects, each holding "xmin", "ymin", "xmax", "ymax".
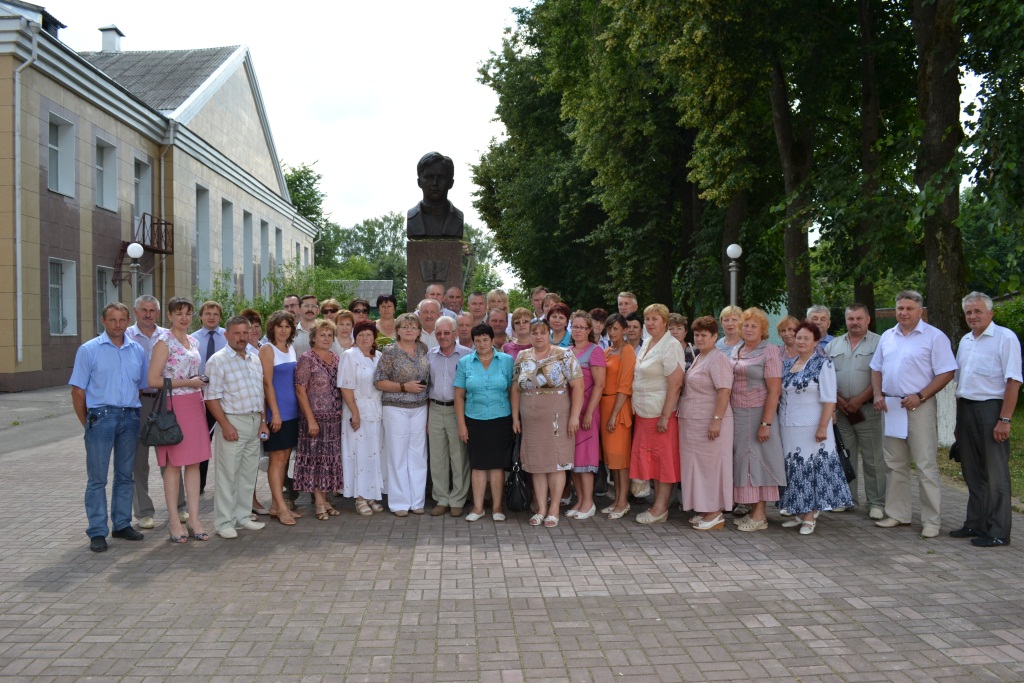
[{"xmin": 71, "ymin": 283, "xmax": 1019, "ymax": 551}]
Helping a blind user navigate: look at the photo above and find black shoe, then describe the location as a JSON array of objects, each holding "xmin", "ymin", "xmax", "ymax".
[
  {"xmin": 111, "ymin": 527, "xmax": 144, "ymax": 541},
  {"xmin": 971, "ymin": 536, "xmax": 1010, "ymax": 548},
  {"xmin": 89, "ymin": 536, "xmax": 108, "ymax": 552},
  {"xmin": 949, "ymin": 526, "xmax": 982, "ymax": 538}
]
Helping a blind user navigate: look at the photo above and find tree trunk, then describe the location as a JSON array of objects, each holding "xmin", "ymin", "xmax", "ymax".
[
  {"xmin": 855, "ymin": 0, "xmax": 880, "ymax": 326},
  {"xmin": 913, "ymin": 0, "xmax": 967, "ymax": 347},
  {"xmin": 769, "ymin": 59, "xmax": 814, "ymax": 317},
  {"xmin": 721, "ymin": 191, "xmax": 747, "ymax": 307}
]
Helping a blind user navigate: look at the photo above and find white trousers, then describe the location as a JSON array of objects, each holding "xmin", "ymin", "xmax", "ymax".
[{"xmin": 383, "ymin": 405, "xmax": 428, "ymax": 512}]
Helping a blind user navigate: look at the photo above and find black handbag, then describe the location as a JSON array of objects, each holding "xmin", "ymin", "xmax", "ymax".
[
  {"xmin": 503, "ymin": 434, "xmax": 533, "ymax": 513},
  {"xmin": 833, "ymin": 422, "xmax": 856, "ymax": 483},
  {"xmin": 140, "ymin": 378, "xmax": 184, "ymax": 447}
]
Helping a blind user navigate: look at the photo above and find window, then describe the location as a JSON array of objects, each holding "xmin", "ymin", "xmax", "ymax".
[
  {"xmin": 48, "ymin": 258, "xmax": 77, "ymax": 336},
  {"xmin": 196, "ymin": 186, "xmax": 210, "ymax": 290},
  {"xmin": 242, "ymin": 211, "xmax": 254, "ymax": 298},
  {"xmin": 47, "ymin": 114, "xmax": 74, "ymax": 195},
  {"xmin": 95, "ymin": 139, "xmax": 117, "ymax": 210},
  {"xmin": 303, "ymin": 246, "xmax": 309, "ymax": 268},
  {"xmin": 275, "ymin": 227, "xmax": 283, "ymax": 266},
  {"xmin": 133, "ymin": 159, "xmax": 152, "ymax": 225},
  {"xmin": 260, "ymin": 220, "xmax": 270, "ymax": 297},
  {"xmin": 295, "ymin": 241, "xmax": 300, "ymax": 265},
  {"xmin": 221, "ymin": 199, "xmax": 234, "ymax": 276},
  {"xmin": 95, "ymin": 266, "xmax": 117, "ymax": 324}
]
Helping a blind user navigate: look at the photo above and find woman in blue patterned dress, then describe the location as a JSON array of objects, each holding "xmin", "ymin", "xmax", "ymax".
[{"xmin": 778, "ymin": 321, "xmax": 853, "ymax": 535}]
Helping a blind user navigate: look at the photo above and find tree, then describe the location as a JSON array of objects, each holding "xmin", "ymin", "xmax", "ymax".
[{"xmin": 283, "ymin": 162, "xmax": 347, "ymax": 271}]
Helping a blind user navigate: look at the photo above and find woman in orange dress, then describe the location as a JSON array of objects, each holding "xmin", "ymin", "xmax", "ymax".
[{"xmin": 599, "ymin": 313, "xmax": 635, "ymax": 519}]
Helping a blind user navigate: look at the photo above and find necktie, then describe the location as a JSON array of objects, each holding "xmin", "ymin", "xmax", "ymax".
[{"xmin": 205, "ymin": 331, "xmax": 215, "ymax": 365}]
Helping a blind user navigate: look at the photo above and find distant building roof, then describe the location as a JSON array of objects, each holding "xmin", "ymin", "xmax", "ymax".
[{"xmin": 79, "ymin": 46, "xmax": 239, "ymax": 112}]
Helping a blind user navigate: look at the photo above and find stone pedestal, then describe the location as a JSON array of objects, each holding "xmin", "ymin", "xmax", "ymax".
[{"xmin": 406, "ymin": 240, "xmax": 463, "ymax": 313}]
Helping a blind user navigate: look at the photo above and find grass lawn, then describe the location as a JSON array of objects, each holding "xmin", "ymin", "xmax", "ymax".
[{"xmin": 937, "ymin": 402, "xmax": 1024, "ymax": 511}]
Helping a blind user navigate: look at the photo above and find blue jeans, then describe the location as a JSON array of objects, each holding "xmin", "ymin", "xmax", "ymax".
[{"xmin": 84, "ymin": 407, "xmax": 139, "ymax": 538}]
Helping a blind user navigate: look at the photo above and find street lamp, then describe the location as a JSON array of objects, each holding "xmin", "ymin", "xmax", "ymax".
[
  {"xmin": 126, "ymin": 242, "xmax": 144, "ymax": 296},
  {"xmin": 726, "ymin": 243, "xmax": 742, "ymax": 307}
]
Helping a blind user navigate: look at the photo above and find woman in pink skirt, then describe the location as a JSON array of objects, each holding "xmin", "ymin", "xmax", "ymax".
[
  {"xmin": 567, "ymin": 311, "xmax": 606, "ymax": 520},
  {"xmin": 147, "ymin": 297, "xmax": 212, "ymax": 543}
]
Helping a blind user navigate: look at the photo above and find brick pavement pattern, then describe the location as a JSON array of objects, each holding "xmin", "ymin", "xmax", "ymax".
[{"xmin": 1, "ymin": 409, "xmax": 1023, "ymax": 682}]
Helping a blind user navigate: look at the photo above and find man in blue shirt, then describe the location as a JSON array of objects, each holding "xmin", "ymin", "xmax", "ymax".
[
  {"xmin": 69, "ymin": 302, "xmax": 149, "ymax": 552},
  {"xmin": 193, "ymin": 300, "xmax": 226, "ymax": 493}
]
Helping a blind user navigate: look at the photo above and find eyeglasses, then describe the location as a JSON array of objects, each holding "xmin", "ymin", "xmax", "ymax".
[
  {"xmin": 302, "ymin": 304, "xmax": 320, "ymax": 310},
  {"xmin": 351, "ymin": 308, "xmax": 369, "ymax": 314},
  {"xmin": 570, "ymin": 325, "xmax": 589, "ymax": 331},
  {"xmin": 321, "ymin": 309, "xmax": 339, "ymax": 314}
]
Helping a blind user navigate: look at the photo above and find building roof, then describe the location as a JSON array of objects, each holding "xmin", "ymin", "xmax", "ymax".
[{"xmin": 79, "ymin": 46, "xmax": 239, "ymax": 113}]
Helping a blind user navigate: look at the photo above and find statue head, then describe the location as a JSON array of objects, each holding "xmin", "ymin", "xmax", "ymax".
[{"xmin": 417, "ymin": 152, "xmax": 455, "ymax": 205}]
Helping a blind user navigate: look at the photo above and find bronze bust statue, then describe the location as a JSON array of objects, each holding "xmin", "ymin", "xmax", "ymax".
[{"xmin": 406, "ymin": 152, "xmax": 464, "ymax": 240}]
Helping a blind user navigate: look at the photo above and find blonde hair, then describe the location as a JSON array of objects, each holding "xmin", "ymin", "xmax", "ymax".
[
  {"xmin": 776, "ymin": 315, "xmax": 800, "ymax": 333},
  {"xmin": 719, "ymin": 305, "xmax": 743, "ymax": 321},
  {"xmin": 643, "ymin": 303, "xmax": 669, "ymax": 325},
  {"xmin": 511, "ymin": 307, "xmax": 533, "ymax": 324},
  {"xmin": 308, "ymin": 318, "xmax": 337, "ymax": 339}
]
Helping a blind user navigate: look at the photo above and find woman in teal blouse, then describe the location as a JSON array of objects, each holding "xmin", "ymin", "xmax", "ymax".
[{"xmin": 455, "ymin": 323, "xmax": 515, "ymax": 522}]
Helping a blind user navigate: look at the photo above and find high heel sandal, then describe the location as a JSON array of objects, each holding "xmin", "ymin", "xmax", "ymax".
[
  {"xmin": 368, "ymin": 500, "xmax": 384, "ymax": 512},
  {"xmin": 692, "ymin": 513, "xmax": 725, "ymax": 530},
  {"xmin": 269, "ymin": 507, "xmax": 297, "ymax": 526},
  {"xmin": 323, "ymin": 503, "xmax": 340, "ymax": 517},
  {"xmin": 167, "ymin": 533, "xmax": 188, "ymax": 544},
  {"xmin": 187, "ymin": 526, "xmax": 210, "ymax": 541},
  {"xmin": 315, "ymin": 505, "xmax": 331, "ymax": 521},
  {"xmin": 355, "ymin": 499, "xmax": 373, "ymax": 516}
]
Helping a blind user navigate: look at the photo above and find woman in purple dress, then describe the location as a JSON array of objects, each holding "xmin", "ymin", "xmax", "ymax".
[
  {"xmin": 294, "ymin": 319, "xmax": 344, "ymax": 521},
  {"xmin": 566, "ymin": 311, "xmax": 606, "ymax": 520}
]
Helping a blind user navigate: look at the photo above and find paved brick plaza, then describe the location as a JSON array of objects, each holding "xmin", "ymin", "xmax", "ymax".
[{"xmin": 1, "ymin": 390, "xmax": 1022, "ymax": 682}]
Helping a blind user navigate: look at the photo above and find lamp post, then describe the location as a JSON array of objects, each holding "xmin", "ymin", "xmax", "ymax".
[
  {"xmin": 726, "ymin": 243, "xmax": 742, "ymax": 307},
  {"xmin": 126, "ymin": 242, "xmax": 144, "ymax": 297}
]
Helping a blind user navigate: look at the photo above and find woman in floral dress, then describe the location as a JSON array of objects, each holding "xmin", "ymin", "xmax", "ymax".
[
  {"xmin": 778, "ymin": 321, "xmax": 854, "ymax": 535},
  {"xmin": 294, "ymin": 319, "xmax": 344, "ymax": 521}
]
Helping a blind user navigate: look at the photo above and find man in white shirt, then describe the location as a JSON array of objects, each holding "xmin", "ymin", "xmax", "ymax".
[
  {"xmin": 291, "ymin": 295, "xmax": 319, "ymax": 356},
  {"xmin": 426, "ymin": 317, "xmax": 472, "ymax": 516},
  {"xmin": 467, "ymin": 292, "xmax": 487, "ymax": 326},
  {"xmin": 825, "ymin": 304, "xmax": 884, "ymax": 518},
  {"xmin": 417, "ymin": 299, "xmax": 441, "ymax": 349},
  {"xmin": 426, "ymin": 283, "xmax": 457, "ymax": 319},
  {"xmin": 125, "ymin": 295, "xmax": 186, "ymax": 528},
  {"xmin": 205, "ymin": 316, "xmax": 269, "ymax": 539},
  {"xmin": 618, "ymin": 292, "xmax": 650, "ymax": 340},
  {"xmin": 951, "ymin": 292, "xmax": 1021, "ymax": 548},
  {"xmin": 530, "ymin": 286, "xmax": 547, "ymax": 320},
  {"xmin": 456, "ymin": 312, "xmax": 474, "ymax": 348},
  {"xmin": 869, "ymin": 290, "xmax": 957, "ymax": 538}
]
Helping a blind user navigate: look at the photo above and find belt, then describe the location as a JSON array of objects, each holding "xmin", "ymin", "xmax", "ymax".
[
  {"xmin": 140, "ymin": 390, "xmax": 159, "ymax": 397},
  {"xmin": 90, "ymin": 406, "xmax": 138, "ymax": 411},
  {"xmin": 430, "ymin": 399, "xmax": 455, "ymax": 407},
  {"xmin": 960, "ymin": 397, "xmax": 1001, "ymax": 404},
  {"xmin": 525, "ymin": 389, "xmax": 567, "ymax": 396},
  {"xmin": 601, "ymin": 393, "xmax": 617, "ymax": 397}
]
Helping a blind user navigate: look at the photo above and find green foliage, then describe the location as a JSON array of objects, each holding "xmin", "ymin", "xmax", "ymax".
[
  {"xmin": 192, "ymin": 261, "xmax": 354, "ymax": 330},
  {"xmin": 995, "ymin": 295, "xmax": 1024, "ymax": 349}
]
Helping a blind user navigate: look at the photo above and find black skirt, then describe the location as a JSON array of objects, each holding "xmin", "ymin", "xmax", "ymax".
[
  {"xmin": 263, "ymin": 418, "xmax": 299, "ymax": 451},
  {"xmin": 466, "ymin": 415, "xmax": 514, "ymax": 470}
]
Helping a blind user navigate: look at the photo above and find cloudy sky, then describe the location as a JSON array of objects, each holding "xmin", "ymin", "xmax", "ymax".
[{"xmin": 46, "ymin": 0, "xmax": 519, "ymax": 237}]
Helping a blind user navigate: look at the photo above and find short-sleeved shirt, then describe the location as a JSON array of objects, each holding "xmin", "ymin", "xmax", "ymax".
[
  {"xmin": 513, "ymin": 346, "xmax": 582, "ymax": 391},
  {"xmin": 205, "ymin": 346, "xmax": 264, "ymax": 414},
  {"xmin": 125, "ymin": 324, "xmax": 166, "ymax": 361},
  {"xmin": 375, "ymin": 341, "xmax": 431, "ymax": 408},
  {"xmin": 632, "ymin": 334, "xmax": 686, "ymax": 418},
  {"xmin": 455, "ymin": 351, "xmax": 514, "ymax": 420},
  {"xmin": 729, "ymin": 340, "xmax": 782, "ymax": 409},
  {"xmin": 825, "ymin": 331, "xmax": 880, "ymax": 400},
  {"xmin": 157, "ymin": 330, "xmax": 203, "ymax": 397},
  {"xmin": 955, "ymin": 322, "xmax": 1023, "ymax": 401},
  {"xmin": 427, "ymin": 343, "xmax": 472, "ymax": 402},
  {"xmin": 869, "ymin": 319, "xmax": 957, "ymax": 396},
  {"xmin": 69, "ymin": 332, "xmax": 148, "ymax": 408}
]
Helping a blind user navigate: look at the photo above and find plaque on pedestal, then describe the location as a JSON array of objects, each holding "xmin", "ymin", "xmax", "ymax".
[{"xmin": 406, "ymin": 240, "xmax": 463, "ymax": 313}]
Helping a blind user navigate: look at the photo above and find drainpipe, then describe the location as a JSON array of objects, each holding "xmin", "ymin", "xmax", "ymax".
[
  {"xmin": 159, "ymin": 120, "xmax": 176, "ymax": 323},
  {"xmin": 14, "ymin": 21, "xmax": 40, "ymax": 363}
]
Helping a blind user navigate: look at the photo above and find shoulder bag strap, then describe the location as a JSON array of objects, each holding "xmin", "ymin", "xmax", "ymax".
[{"xmin": 162, "ymin": 377, "xmax": 175, "ymax": 414}]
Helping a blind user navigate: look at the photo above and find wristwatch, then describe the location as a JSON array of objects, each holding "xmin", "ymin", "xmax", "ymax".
[
  {"xmin": 760, "ymin": 422, "xmax": 772, "ymax": 427},
  {"xmin": 999, "ymin": 417, "xmax": 1012, "ymax": 424},
  {"xmin": 916, "ymin": 392, "xmax": 925, "ymax": 401}
]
